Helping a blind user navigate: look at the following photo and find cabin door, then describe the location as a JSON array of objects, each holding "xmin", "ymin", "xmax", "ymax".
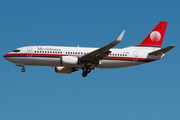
[
  {"xmin": 27, "ymin": 47, "xmax": 32, "ymax": 56},
  {"xmin": 133, "ymin": 51, "xmax": 138, "ymax": 61}
]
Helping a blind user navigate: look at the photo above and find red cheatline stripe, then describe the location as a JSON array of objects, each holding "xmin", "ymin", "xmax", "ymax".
[{"xmin": 4, "ymin": 53, "xmax": 156, "ymax": 62}]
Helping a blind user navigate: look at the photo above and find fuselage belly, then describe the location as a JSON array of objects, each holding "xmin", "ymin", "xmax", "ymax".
[{"xmin": 7, "ymin": 55, "xmax": 144, "ymax": 68}]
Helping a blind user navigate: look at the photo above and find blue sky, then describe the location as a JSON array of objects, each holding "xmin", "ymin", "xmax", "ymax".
[{"xmin": 1, "ymin": 0, "xmax": 180, "ymax": 120}]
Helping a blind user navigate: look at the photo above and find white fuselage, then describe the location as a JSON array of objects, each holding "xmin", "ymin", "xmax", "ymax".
[{"xmin": 4, "ymin": 45, "xmax": 163, "ymax": 69}]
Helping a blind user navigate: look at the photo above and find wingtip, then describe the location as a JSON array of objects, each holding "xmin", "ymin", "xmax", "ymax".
[{"xmin": 116, "ymin": 30, "xmax": 125, "ymax": 41}]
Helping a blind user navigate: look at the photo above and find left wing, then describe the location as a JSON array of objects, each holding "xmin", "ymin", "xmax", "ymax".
[{"xmin": 79, "ymin": 30, "xmax": 125, "ymax": 66}]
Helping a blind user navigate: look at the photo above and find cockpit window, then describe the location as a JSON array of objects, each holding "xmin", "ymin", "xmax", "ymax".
[{"xmin": 12, "ymin": 49, "xmax": 20, "ymax": 52}]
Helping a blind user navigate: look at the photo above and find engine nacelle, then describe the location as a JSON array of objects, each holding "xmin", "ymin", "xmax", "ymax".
[
  {"xmin": 55, "ymin": 66, "xmax": 76, "ymax": 74},
  {"xmin": 61, "ymin": 56, "xmax": 78, "ymax": 66}
]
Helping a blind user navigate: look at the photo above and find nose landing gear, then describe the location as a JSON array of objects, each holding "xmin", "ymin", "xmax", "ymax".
[
  {"xmin": 21, "ymin": 67, "xmax": 25, "ymax": 72},
  {"xmin": 15, "ymin": 63, "xmax": 25, "ymax": 73}
]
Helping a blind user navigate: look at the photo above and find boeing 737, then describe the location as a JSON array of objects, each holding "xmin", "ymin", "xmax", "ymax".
[{"xmin": 4, "ymin": 21, "xmax": 175, "ymax": 77}]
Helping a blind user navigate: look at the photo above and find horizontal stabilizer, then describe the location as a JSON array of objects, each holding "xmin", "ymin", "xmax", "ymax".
[{"xmin": 149, "ymin": 45, "xmax": 176, "ymax": 55}]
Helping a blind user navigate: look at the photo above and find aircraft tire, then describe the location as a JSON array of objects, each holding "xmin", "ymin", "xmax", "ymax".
[
  {"xmin": 86, "ymin": 68, "xmax": 91, "ymax": 73},
  {"xmin": 21, "ymin": 68, "xmax": 25, "ymax": 72},
  {"xmin": 82, "ymin": 71, "xmax": 87, "ymax": 77}
]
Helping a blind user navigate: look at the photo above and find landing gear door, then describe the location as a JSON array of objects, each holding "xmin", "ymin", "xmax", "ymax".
[
  {"xmin": 133, "ymin": 51, "xmax": 138, "ymax": 61},
  {"xmin": 27, "ymin": 47, "xmax": 32, "ymax": 56}
]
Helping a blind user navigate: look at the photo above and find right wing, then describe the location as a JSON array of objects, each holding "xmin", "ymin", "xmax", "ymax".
[{"xmin": 79, "ymin": 30, "xmax": 125, "ymax": 65}]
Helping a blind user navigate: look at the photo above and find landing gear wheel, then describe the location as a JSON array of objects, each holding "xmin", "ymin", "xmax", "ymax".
[
  {"xmin": 82, "ymin": 72, "xmax": 87, "ymax": 77},
  {"xmin": 21, "ymin": 68, "xmax": 25, "ymax": 72},
  {"xmin": 86, "ymin": 68, "xmax": 91, "ymax": 73}
]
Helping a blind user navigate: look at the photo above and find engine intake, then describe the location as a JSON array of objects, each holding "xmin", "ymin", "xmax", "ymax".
[{"xmin": 61, "ymin": 56, "xmax": 78, "ymax": 66}]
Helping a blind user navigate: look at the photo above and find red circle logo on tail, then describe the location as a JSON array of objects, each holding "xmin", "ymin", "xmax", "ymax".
[{"xmin": 150, "ymin": 31, "xmax": 161, "ymax": 41}]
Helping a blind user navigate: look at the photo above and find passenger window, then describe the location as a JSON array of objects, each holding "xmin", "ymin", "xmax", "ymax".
[{"xmin": 34, "ymin": 51, "xmax": 36, "ymax": 53}]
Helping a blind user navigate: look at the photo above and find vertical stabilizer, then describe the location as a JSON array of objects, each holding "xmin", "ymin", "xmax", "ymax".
[{"xmin": 138, "ymin": 21, "xmax": 168, "ymax": 47}]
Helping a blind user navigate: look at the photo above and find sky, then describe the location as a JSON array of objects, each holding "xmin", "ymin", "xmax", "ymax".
[{"xmin": 0, "ymin": 0, "xmax": 180, "ymax": 120}]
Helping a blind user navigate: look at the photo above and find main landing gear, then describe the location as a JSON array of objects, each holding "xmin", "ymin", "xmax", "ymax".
[{"xmin": 82, "ymin": 68, "xmax": 91, "ymax": 77}]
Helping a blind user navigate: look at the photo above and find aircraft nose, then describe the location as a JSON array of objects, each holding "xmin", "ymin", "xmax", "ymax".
[
  {"xmin": 4, "ymin": 53, "xmax": 18, "ymax": 63},
  {"xmin": 3, "ymin": 53, "xmax": 10, "ymax": 61},
  {"xmin": 4, "ymin": 54, "xmax": 8, "ymax": 60}
]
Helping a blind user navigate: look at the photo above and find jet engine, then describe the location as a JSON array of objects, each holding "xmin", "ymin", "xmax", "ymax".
[
  {"xmin": 60, "ymin": 56, "xmax": 78, "ymax": 66},
  {"xmin": 55, "ymin": 66, "xmax": 77, "ymax": 74}
]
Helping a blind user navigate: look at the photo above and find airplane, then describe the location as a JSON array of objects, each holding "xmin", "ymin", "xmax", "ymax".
[{"xmin": 3, "ymin": 21, "xmax": 175, "ymax": 77}]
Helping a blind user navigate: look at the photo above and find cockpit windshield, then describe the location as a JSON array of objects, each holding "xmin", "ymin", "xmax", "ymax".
[{"xmin": 12, "ymin": 49, "xmax": 20, "ymax": 52}]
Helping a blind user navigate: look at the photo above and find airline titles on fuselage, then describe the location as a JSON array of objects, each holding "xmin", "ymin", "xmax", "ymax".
[{"xmin": 37, "ymin": 47, "xmax": 61, "ymax": 52}]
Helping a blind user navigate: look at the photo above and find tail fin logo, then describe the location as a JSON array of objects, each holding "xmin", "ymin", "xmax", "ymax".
[
  {"xmin": 138, "ymin": 21, "xmax": 168, "ymax": 47},
  {"xmin": 150, "ymin": 31, "xmax": 161, "ymax": 41}
]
